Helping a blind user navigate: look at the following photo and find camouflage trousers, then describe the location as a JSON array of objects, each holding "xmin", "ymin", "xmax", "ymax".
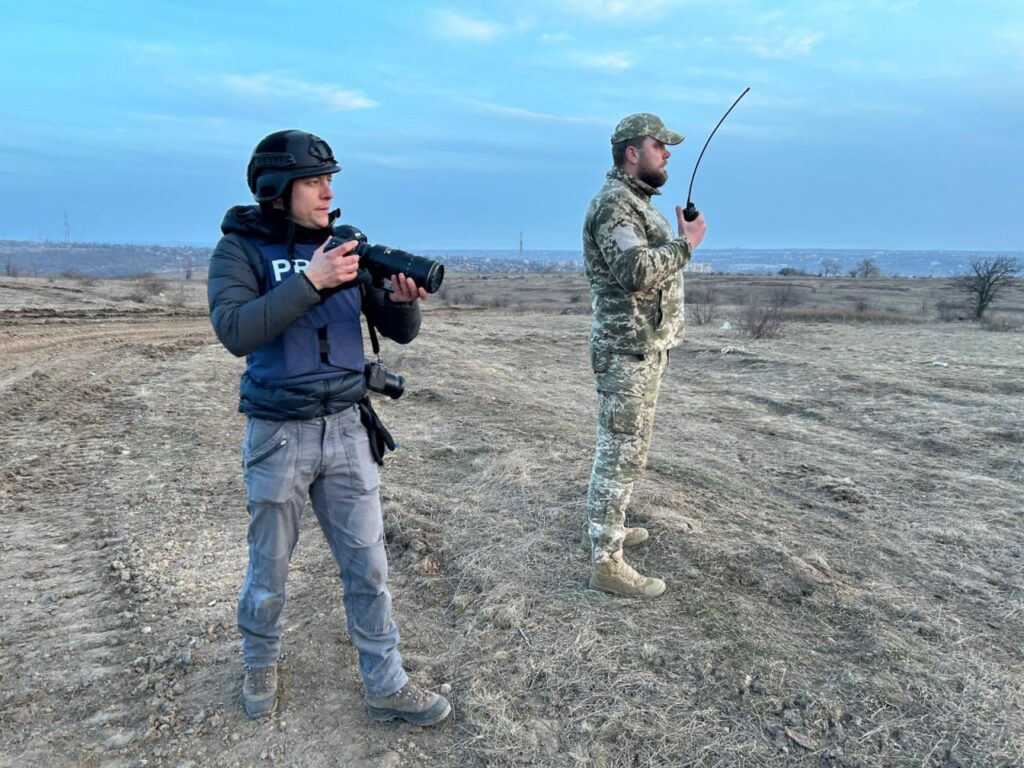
[{"xmin": 586, "ymin": 349, "xmax": 668, "ymax": 563}]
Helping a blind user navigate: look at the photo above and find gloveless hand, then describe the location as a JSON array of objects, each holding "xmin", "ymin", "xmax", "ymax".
[
  {"xmin": 305, "ymin": 238, "xmax": 360, "ymax": 290},
  {"xmin": 675, "ymin": 206, "xmax": 707, "ymax": 249},
  {"xmin": 388, "ymin": 273, "xmax": 428, "ymax": 303}
]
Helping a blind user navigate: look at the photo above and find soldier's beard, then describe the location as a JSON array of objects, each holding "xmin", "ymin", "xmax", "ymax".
[{"xmin": 638, "ymin": 161, "xmax": 668, "ymax": 188}]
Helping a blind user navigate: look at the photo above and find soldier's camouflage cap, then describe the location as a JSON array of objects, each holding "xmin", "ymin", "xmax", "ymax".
[{"xmin": 610, "ymin": 113, "xmax": 684, "ymax": 145}]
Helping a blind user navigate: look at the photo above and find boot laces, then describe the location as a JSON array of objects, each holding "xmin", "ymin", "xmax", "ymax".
[
  {"xmin": 399, "ymin": 683, "xmax": 429, "ymax": 704},
  {"xmin": 248, "ymin": 667, "xmax": 273, "ymax": 694},
  {"xmin": 615, "ymin": 557, "xmax": 646, "ymax": 587}
]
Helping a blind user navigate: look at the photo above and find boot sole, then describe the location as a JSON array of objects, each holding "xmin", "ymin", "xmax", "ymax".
[{"xmin": 367, "ymin": 700, "xmax": 452, "ymax": 726}]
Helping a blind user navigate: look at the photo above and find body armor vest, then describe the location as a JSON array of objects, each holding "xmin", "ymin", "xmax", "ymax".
[{"xmin": 246, "ymin": 240, "xmax": 364, "ymax": 387}]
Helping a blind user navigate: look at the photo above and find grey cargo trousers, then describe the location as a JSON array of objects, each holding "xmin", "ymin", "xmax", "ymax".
[{"xmin": 237, "ymin": 405, "xmax": 408, "ymax": 699}]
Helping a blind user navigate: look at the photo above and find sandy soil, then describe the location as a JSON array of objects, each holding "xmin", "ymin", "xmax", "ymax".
[{"xmin": 1, "ymin": 274, "xmax": 1021, "ymax": 767}]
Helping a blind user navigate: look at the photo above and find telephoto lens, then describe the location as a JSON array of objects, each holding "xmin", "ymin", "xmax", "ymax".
[{"xmin": 355, "ymin": 243, "xmax": 444, "ymax": 294}]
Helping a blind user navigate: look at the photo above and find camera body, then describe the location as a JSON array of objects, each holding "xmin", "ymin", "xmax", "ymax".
[
  {"xmin": 365, "ymin": 360, "xmax": 405, "ymax": 399},
  {"xmin": 324, "ymin": 225, "xmax": 444, "ymax": 294}
]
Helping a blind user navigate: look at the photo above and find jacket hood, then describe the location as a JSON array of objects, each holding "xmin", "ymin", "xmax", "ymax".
[{"xmin": 220, "ymin": 205, "xmax": 339, "ymax": 243}]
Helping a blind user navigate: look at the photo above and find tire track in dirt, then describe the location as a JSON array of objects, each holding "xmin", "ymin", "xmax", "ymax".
[{"xmin": 0, "ymin": 316, "xmax": 212, "ymax": 767}]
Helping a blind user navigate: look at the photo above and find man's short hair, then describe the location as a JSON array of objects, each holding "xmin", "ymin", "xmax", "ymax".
[{"xmin": 612, "ymin": 137, "xmax": 647, "ymax": 169}]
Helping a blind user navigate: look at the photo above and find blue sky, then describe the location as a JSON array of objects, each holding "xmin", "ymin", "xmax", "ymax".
[{"xmin": 2, "ymin": 0, "xmax": 1022, "ymax": 251}]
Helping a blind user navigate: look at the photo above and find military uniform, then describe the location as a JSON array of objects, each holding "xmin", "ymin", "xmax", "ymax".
[{"xmin": 583, "ymin": 114, "xmax": 693, "ymax": 566}]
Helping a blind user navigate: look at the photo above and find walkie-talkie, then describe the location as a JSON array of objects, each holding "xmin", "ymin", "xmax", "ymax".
[{"xmin": 683, "ymin": 87, "xmax": 751, "ymax": 222}]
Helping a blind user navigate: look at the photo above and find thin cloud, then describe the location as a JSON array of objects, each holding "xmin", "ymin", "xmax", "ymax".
[
  {"xmin": 476, "ymin": 102, "xmax": 603, "ymax": 124},
  {"xmin": 432, "ymin": 9, "xmax": 504, "ymax": 41},
  {"xmin": 129, "ymin": 112, "xmax": 227, "ymax": 127},
  {"xmin": 221, "ymin": 73, "xmax": 378, "ymax": 111},
  {"xmin": 735, "ymin": 31, "xmax": 821, "ymax": 59},
  {"xmin": 556, "ymin": 0, "xmax": 680, "ymax": 22},
  {"xmin": 568, "ymin": 51, "xmax": 633, "ymax": 71}
]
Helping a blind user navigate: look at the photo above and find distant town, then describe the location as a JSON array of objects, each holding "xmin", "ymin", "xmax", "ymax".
[{"xmin": 2, "ymin": 239, "xmax": 1020, "ymax": 280}]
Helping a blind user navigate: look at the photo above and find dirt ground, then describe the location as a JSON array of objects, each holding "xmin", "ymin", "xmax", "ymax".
[{"xmin": 1, "ymin": 273, "xmax": 1021, "ymax": 767}]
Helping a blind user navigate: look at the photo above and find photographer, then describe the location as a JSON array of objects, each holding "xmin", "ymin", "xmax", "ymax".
[{"xmin": 207, "ymin": 129, "xmax": 450, "ymax": 725}]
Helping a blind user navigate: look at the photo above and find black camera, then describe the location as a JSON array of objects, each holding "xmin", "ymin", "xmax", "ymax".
[
  {"xmin": 325, "ymin": 225, "xmax": 444, "ymax": 294},
  {"xmin": 365, "ymin": 361, "xmax": 405, "ymax": 399}
]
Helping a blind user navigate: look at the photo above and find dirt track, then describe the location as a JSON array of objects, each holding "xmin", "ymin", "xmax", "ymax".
[{"xmin": 1, "ymin": 275, "xmax": 1022, "ymax": 767}]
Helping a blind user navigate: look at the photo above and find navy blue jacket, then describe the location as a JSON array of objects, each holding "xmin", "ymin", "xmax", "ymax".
[{"xmin": 207, "ymin": 206, "xmax": 421, "ymax": 420}]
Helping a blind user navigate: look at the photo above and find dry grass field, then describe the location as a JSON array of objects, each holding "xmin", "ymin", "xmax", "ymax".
[{"xmin": 1, "ymin": 271, "xmax": 1021, "ymax": 767}]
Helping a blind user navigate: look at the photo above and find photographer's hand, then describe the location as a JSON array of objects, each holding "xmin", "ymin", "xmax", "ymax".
[
  {"xmin": 305, "ymin": 238, "xmax": 360, "ymax": 290},
  {"xmin": 388, "ymin": 273, "xmax": 428, "ymax": 303}
]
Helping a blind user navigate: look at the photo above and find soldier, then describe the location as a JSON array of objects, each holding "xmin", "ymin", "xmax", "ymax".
[
  {"xmin": 583, "ymin": 113, "xmax": 707, "ymax": 598},
  {"xmin": 208, "ymin": 129, "xmax": 451, "ymax": 724}
]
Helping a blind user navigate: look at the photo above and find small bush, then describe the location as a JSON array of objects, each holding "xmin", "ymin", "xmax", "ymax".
[
  {"xmin": 769, "ymin": 284, "xmax": 802, "ymax": 308},
  {"xmin": 58, "ymin": 270, "xmax": 97, "ymax": 286},
  {"xmin": 936, "ymin": 301, "xmax": 968, "ymax": 322},
  {"xmin": 131, "ymin": 272, "xmax": 169, "ymax": 296},
  {"xmin": 779, "ymin": 307, "xmax": 919, "ymax": 324},
  {"xmin": 981, "ymin": 314, "xmax": 1023, "ymax": 332},
  {"xmin": 739, "ymin": 302, "xmax": 784, "ymax": 339},
  {"xmin": 168, "ymin": 282, "xmax": 189, "ymax": 309},
  {"xmin": 688, "ymin": 281, "xmax": 720, "ymax": 326}
]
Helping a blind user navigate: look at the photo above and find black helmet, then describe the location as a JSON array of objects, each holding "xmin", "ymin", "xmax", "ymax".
[{"xmin": 246, "ymin": 130, "xmax": 341, "ymax": 203}]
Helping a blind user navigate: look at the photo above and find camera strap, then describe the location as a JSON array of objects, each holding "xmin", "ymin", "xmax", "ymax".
[
  {"xmin": 357, "ymin": 285, "xmax": 394, "ymax": 465},
  {"xmin": 359, "ymin": 284, "xmax": 382, "ymax": 361}
]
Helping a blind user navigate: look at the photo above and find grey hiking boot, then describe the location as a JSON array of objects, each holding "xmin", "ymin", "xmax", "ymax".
[
  {"xmin": 242, "ymin": 664, "xmax": 278, "ymax": 719},
  {"xmin": 366, "ymin": 682, "xmax": 452, "ymax": 726},
  {"xmin": 589, "ymin": 551, "xmax": 666, "ymax": 598}
]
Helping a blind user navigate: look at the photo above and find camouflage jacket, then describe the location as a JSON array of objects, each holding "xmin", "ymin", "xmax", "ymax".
[{"xmin": 583, "ymin": 168, "xmax": 692, "ymax": 355}]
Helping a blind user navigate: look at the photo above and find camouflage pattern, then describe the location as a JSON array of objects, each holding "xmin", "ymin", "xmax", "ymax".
[
  {"xmin": 586, "ymin": 349, "xmax": 667, "ymax": 563},
  {"xmin": 583, "ymin": 168, "xmax": 692, "ymax": 355},
  {"xmin": 610, "ymin": 113, "xmax": 684, "ymax": 145},
  {"xmin": 583, "ymin": 163, "xmax": 691, "ymax": 563}
]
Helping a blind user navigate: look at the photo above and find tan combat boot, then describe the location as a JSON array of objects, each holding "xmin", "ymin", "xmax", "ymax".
[
  {"xmin": 623, "ymin": 526, "xmax": 649, "ymax": 546},
  {"xmin": 589, "ymin": 551, "xmax": 666, "ymax": 598}
]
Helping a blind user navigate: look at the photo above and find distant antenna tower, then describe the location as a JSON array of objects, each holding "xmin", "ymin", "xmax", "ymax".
[
  {"xmin": 519, "ymin": 231, "xmax": 523, "ymax": 259},
  {"xmin": 64, "ymin": 211, "xmax": 70, "ymax": 244}
]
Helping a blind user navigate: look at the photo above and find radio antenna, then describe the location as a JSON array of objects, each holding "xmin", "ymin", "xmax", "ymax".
[{"xmin": 683, "ymin": 86, "xmax": 750, "ymax": 222}]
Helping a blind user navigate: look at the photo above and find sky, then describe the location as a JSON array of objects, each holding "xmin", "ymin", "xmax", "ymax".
[{"xmin": 2, "ymin": 0, "xmax": 1022, "ymax": 252}]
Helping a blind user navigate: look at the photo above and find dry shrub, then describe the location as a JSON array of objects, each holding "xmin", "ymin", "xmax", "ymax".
[
  {"xmin": 936, "ymin": 300, "xmax": 969, "ymax": 322},
  {"xmin": 167, "ymin": 281, "xmax": 188, "ymax": 309},
  {"xmin": 738, "ymin": 295, "xmax": 784, "ymax": 338},
  {"xmin": 769, "ymin": 283, "xmax": 803, "ymax": 308},
  {"xmin": 981, "ymin": 314, "xmax": 1023, "ymax": 332},
  {"xmin": 688, "ymin": 280, "xmax": 720, "ymax": 326},
  {"xmin": 779, "ymin": 307, "xmax": 920, "ymax": 324},
  {"xmin": 130, "ymin": 272, "xmax": 169, "ymax": 296},
  {"xmin": 58, "ymin": 269, "xmax": 97, "ymax": 286}
]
